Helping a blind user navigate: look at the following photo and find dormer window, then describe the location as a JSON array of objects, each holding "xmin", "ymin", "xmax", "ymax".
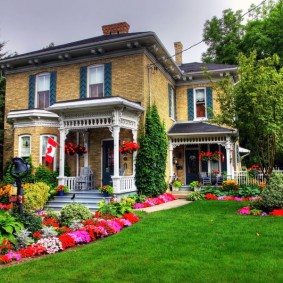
[
  {"xmin": 36, "ymin": 73, "xmax": 50, "ymax": 108},
  {"xmin": 88, "ymin": 65, "xmax": 104, "ymax": 97}
]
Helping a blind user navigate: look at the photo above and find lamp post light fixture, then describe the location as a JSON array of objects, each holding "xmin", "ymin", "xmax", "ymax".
[{"xmin": 10, "ymin": 157, "xmax": 30, "ymax": 214}]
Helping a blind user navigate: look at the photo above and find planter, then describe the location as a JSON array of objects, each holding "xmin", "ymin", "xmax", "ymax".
[
  {"xmin": 172, "ymin": 186, "xmax": 179, "ymax": 191},
  {"xmin": 102, "ymin": 191, "xmax": 110, "ymax": 197},
  {"xmin": 58, "ymin": 191, "xmax": 64, "ymax": 196}
]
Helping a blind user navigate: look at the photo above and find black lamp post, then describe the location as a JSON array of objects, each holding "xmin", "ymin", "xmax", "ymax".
[{"xmin": 10, "ymin": 157, "xmax": 30, "ymax": 214}]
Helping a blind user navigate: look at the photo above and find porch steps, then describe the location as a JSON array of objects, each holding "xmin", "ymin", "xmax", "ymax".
[
  {"xmin": 44, "ymin": 190, "xmax": 110, "ymax": 212},
  {"xmin": 172, "ymin": 185, "xmax": 192, "ymax": 199}
]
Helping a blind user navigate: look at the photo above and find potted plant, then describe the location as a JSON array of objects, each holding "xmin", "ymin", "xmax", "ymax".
[
  {"xmin": 56, "ymin": 185, "xmax": 70, "ymax": 196},
  {"xmin": 119, "ymin": 141, "xmax": 139, "ymax": 154},
  {"xmin": 98, "ymin": 185, "xmax": 114, "ymax": 197},
  {"xmin": 189, "ymin": 181, "xmax": 200, "ymax": 191},
  {"xmin": 172, "ymin": 180, "xmax": 182, "ymax": 191}
]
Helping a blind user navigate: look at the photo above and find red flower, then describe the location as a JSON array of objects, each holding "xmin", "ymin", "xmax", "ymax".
[
  {"xmin": 119, "ymin": 141, "xmax": 139, "ymax": 154},
  {"xmin": 122, "ymin": 213, "xmax": 140, "ymax": 224},
  {"xmin": 205, "ymin": 193, "xmax": 218, "ymax": 200},
  {"xmin": 269, "ymin": 209, "xmax": 283, "ymax": 216},
  {"xmin": 58, "ymin": 233, "xmax": 76, "ymax": 249}
]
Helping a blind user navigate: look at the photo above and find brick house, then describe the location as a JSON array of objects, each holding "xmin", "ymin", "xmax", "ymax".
[{"xmin": 0, "ymin": 22, "xmax": 240, "ymax": 196}]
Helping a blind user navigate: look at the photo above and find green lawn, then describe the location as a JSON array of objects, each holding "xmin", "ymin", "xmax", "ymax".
[{"xmin": 0, "ymin": 201, "xmax": 282, "ymax": 283}]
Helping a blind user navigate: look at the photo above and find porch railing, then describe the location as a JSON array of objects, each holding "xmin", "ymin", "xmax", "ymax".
[
  {"xmin": 64, "ymin": 175, "xmax": 137, "ymax": 194},
  {"xmin": 119, "ymin": 176, "xmax": 137, "ymax": 194},
  {"xmin": 233, "ymin": 169, "xmax": 283, "ymax": 185}
]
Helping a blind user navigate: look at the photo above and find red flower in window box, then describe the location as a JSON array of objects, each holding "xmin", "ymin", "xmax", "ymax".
[{"xmin": 65, "ymin": 142, "xmax": 87, "ymax": 156}]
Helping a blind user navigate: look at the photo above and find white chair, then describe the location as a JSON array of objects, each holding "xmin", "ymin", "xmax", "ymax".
[{"xmin": 75, "ymin": 167, "xmax": 94, "ymax": 190}]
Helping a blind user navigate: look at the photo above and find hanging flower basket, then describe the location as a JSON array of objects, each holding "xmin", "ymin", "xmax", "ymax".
[
  {"xmin": 199, "ymin": 151, "xmax": 224, "ymax": 162},
  {"xmin": 119, "ymin": 141, "xmax": 139, "ymax": 154},
  {"xmin": 65, "ymin": 142, "xmax": 87, "ymax": 156}
]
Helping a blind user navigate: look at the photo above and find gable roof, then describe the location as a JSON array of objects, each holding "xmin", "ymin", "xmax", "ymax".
[{"xmin": 168, "ymin": 122, "xmax": 236, "ymax": 135}]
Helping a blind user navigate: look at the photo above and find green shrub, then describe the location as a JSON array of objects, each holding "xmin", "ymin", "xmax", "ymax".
[
  {"xmin": 13, "ymin": 211, "xmax": 43, "ymax": 234},
  {"xmin": 23, "ymin": 182, "xmax": 50, "ymax": 212},
  {"xmin": 237, "ymin": 185, "xmax": 262, "ymax": 198},
  {"xmin": 14, "ymin": 228, "xmax": 34, "ymax": 249},
  {"xmin": 186, "ymin": 191, "xmax": 205, "ymax": 201},
  {"xmin": 121, "ymin": 197, "xmax": 136, "ymax": 206},
  {"xmin": 0, "ymin": 210, "xmax": 23, "ymax": 244},
  {"xmin": 253, "ymin": 173, "xmax": 283, "ymax": 212},
  {"xmin": 98, "ymin": 200, "xmax": 133, "ymax": 217},
  {"xmin": 34, "ymin": 166, "xmax": 58, "ymax": 188},
  {"xmin": 60, "ymin": 203, "xmax": 92, "ymax": 226},
  {"xmin": 127, "ymin": 194, "xmax": 146, "ymax": 203}
]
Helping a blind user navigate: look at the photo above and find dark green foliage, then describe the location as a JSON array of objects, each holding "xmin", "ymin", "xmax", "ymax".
[
  {"xmin": 13, "ymin": 211, "xmax": 43, "ymax": 234},
  {"xmin": 252, "ymin": 173, "xmax": 283, "ymax": 212},
  {"xmin": 135, "ymin": 105, "xmax": 168, "ymax": 197},
  {"xmin": 34, "ymin": 165, "xmax": 58, "ymax": 188}
]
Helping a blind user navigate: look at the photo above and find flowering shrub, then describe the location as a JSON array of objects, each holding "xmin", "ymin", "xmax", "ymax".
[
  {"xmin": 65, "ymin": 142, "xmax": 87, "ymax": 156},
  {"xmin": 119, "ymin": 141, "xmax": 139, "ymax": 154},
  {"xmin": 0, "ymin": 184, "xmax": 12, "ymax": 204},
  {"xmin": 221, "ymin": 180, "xmax": 238, "ymax": 191},
  {"xmin": 132, "ymin": 193, "xmax": 176, "ymax": 209}
]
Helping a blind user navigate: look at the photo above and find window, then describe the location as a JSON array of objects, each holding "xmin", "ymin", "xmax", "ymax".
[
  {"xmin": 19, "ymin": 135, "xmax": 31, "ymax": 158},
  {"xmin": 88, "ymin": 65, "xmax": 104, "ymax": 97},
  {"xmin": 169, "ymin": 86, "xmax": 176, "ymax": 120},
  {"xmin": 36, "ymin": 73, "xmax": 50, "ymax": 108},
  {"xmin": 195, "ymin": 88, "xmax": 206, "ymax": 119},
  {"xmin": 40, "ymin": 135, "xmax": 56, "ymax": 170}
]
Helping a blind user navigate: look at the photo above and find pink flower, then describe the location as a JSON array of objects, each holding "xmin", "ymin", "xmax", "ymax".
[{"xmin": 238, "ymin": 206, "xmax": 251, "ymax": 215}]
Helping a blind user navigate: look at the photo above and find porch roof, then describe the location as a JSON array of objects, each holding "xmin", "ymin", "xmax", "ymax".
[
  {"xmin": 168, "ymin": 122, "xmax": 236, "ymax": 136},
  {"xmin": 46, "ymin": 96, "xmax": 144, "ymax": 113}
]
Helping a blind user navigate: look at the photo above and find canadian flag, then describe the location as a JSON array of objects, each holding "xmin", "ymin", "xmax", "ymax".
[{"xmin": 45, "ymin": 137, "xmax": 58, "ymax": 163}]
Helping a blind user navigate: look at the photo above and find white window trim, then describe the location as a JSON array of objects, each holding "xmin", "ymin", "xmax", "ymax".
[
  {"xmin": 169, "ymin": 86, "xmax": 176, "ymax": 121},
  {"xmin": 19, "ymin": 135, "xmax": 31, "ymax": 158},
  {"xmin": 87, "ymin": 64, "xmax": 104, "ymax": 98},
  {"xmin": 35, "ymin": 72, "xmax": 50, "ymax": 109},
  {"xmin": 194, "ymin": 87, "xmax": 207, "ymax": 121},
  {"xmin": 40, "ymin": 135, "xmax": 57, "ymax": 171}
]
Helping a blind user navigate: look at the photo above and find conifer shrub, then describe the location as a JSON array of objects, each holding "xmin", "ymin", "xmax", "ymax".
[{"xmin": 252, "ymin": 173, "xmax": 283, "ymax": 212}]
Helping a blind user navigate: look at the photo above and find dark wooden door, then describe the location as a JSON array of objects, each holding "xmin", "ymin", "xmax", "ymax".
[
  {"xmin": 102, "ymin": 140, "xmax": 114, "ymax": 185},
  {"xmin": 185, "ymin": 150, "xmax": 199, "ymax": 184}
]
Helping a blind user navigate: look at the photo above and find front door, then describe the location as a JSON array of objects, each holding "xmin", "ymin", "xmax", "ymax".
[
  {"xmin": 185, "ymin": 149, "xmax": 199, "ymax": 184},
  {"xmin": 102, "ymin": 140, "xmax": 114, "ymax": 185}
]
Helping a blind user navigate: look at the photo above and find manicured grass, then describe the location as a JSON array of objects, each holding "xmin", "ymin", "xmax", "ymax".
[{"xmin": 0, "ymin": 201, "xmax": 282, "ymax": 283}]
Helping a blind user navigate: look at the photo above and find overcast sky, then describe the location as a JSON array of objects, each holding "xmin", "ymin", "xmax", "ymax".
[{"xmin": 0, "ymin": 0, "xmax": 264, "ymax": 63}]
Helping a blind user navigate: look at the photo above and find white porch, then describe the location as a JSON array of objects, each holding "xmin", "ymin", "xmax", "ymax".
[{"xmin": 47, "ymin": 97, "xmax": 144, "ymax": 195}]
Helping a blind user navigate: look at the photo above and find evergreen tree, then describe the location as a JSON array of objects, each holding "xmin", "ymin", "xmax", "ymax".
[{"xmin": 135, "ymin": 105, "xmax": 168, "ymax": 197}]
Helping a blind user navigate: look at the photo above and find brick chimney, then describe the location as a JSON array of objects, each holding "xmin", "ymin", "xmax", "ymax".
[
  {"xmin": 102, "ymin": 22, "xmax": 130, "ymax": 35},
  {"xmin": 174, "ymin": 42, "xmax": 183, "ymax": 65}
]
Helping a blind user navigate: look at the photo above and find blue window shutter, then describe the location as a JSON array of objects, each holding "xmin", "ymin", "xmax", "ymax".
[
  {"xmin": 104, "ymin": 62, "xmax": 112, "ymax": 96},
  {"xmin": 206, "ymin": 87, "xmax": 213, "ymax": 118},
  {"xmin": 168, "ymin": 85, "xmax": 172, "ymax": 117},
  {"xmin": 174, "ymin": 89, "xmax": 177, "ymax": 120},
  {"xmin": 50, "ymin": 71, "xmax": 57, "ymax": 106},
  {"xmin": 28, "ymin": 75, "xmax": 35, "ymax": 109},
  {"xmin": 80, "ymin": 66, "xmax": 87, "ymax": 98},
  {"xmin": 187, "ymin": 88, "xmax": 194, "ymax": 120}
]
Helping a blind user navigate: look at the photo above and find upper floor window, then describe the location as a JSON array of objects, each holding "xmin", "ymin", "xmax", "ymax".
[
  {"xmin": 188, "ymin": 87, "xmax": 213, "ymax": 121},
  {"xmin": 88, "ymin": 65, "xmax": 104, "ymax": 97},
  {"xmin": 195, "ymin": 88, "xmax": 206, "ymax": 119},
  {"xmin": 19, "ymin": 135, "xmax": 31, "ymax": 158},
  {"xmin": 36, "ymin": 73, "xmax": 50, "ymax": 108},
  {"xmin": 169, "ymin": 85, "xmax": 176, "ymax": 120}
]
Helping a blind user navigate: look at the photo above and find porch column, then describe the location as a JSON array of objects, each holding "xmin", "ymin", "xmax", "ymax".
[
  {"xmin": 58, "ymin": 128, "xmax": 67, "ymax": 185},
  {"xmin": 111, "ymin": 125, "xmax": 121, "ymax": 193},
  {"xmin": 169, "ymin": 141, "xmax": 174, "ymax": 177},
  {"xmin": 225, "ymin": 139, "xmax": 232, "ymax": 179},
  {"xmin": 132, "ymin": 129, "xmax": 138, "ymax": 176},
  {"xmin": 83, "ymin": 131, "xmax": 89, "ymax": 168}
]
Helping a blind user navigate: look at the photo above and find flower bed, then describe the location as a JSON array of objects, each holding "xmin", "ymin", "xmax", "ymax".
[
  {"xmin": 132, "ymin": 193, "xmax": 176, "ymax": 209},
  {"xmin": 204, "ymin": 193, "xmax": 283, "ymax": 217},
  {"xmin": 0, "ymin": 212, "xmax": 140, "ymax": 265}
]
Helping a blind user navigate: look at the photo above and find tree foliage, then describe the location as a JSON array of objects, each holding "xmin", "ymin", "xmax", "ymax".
[
  {"xmin": 135, "ymin": 104, "xmax": 168, "ymax": 197},
  {"xmin": 202, "ymin": 0, "xmax": 282, "ymax": 65},
  {"xmin": 212, "ymin": 52, "xmax": 283, "ymax": 178}
]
